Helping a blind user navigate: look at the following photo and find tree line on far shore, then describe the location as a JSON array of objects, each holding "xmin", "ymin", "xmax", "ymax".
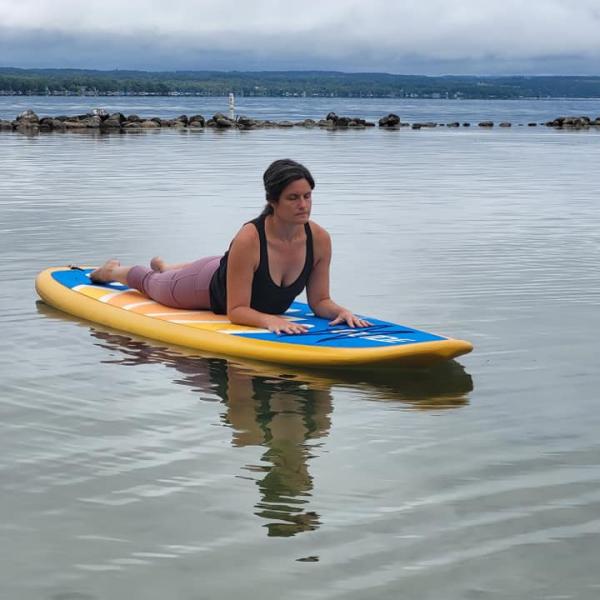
[{"xmin": 2, "ymin": 68, "xmax": 600, "ymax": 99}]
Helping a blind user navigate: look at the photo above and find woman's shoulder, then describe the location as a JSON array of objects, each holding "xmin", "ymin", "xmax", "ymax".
[
  {"xmin": 233, "ymin": 221, "xmax": 260, "ymax": 243},
  {"xmin": 308, "ymin": 220, "xmax": 331, "ymax": 243}
]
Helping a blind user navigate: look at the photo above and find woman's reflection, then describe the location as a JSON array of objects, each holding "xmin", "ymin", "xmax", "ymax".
[{"xmin": 36, "ymin": 301, "xmax": 474, "ymax": 537}]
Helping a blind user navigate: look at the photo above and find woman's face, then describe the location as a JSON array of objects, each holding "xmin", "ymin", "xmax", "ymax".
[{"xmin": 272, "ymin": 178, "xmax": 312, "ymax": 223}]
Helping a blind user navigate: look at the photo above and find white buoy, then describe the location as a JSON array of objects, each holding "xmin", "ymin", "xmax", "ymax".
[{"xmin": 228, "ymin": 93, "xmax": 235, "ymax": 119}]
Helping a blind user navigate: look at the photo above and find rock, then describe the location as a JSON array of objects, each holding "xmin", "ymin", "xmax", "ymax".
[
  {"xmin": 447, "ymin": 122, "xmax": 460, "ymax": 127},
  {"xmin": 215, "ymin": 116, "xmax": 233, "ymax": 128},
  {"xmin": 52, "ymin": 118, "xmax": 67, "ymax": 131},
  {"xmin": 176, "ymin": 114, "xmax": 189, "ymax": 126},
  {"xmin": 83, "ymin": 116, "xmax": 102, "ymax": 128},
  {"xmin": 295, "ymin": 119, "xmax": 317, "ymax": 128},
  {"xmin": 462, "ymin": 122, "xmax": 471, "ymax": 127},
  {"xmin": 92, "ymin": 108, "xmax": 109, "ymax": 119},
  {"xmin": 277, "ymin": 121, "xmax": 295, "ymax": 128},
  {"xmin": 101, "ymin": 118, "xmax": 122, "ymax": 129},
  {"xmin": 499, "ymin": 122, "xmax": 512, "ymax": 127},
  {"xmin": 0, "ymin": 120, "xmax": 14, "ymax": 130},
  {"xmin": 325, "ymin": 112, "xmax": 338, "ymax": 122},
  {"xmin": 63, "ymin": 120, "xmax": 87, "ymax": 129},
  {"xmin": 123, "ymin": 121, "xmax": 143, "ymax": 129},
  {"xmin": 16, "ymin": 109, "xmax": 39, "ymax": 125},
  {"xmin": 209, "ymin": 113, "xmax": 234, "ymax": 128},
  {"xmin": 528, "ymin": 122, "xmax": 537, "ymax": 127},
  {"xmin": 421, "ymin": 122, "xmax": 437, "ymax": 128},
  {"xmin": 365, "ymin": 121, "xmax": 376, "ymax": 127},
  {"xmin": 317, "ymin": 119, "xmax": 335, "ymax": 128},
  {"xmin": 479, "ymin": 121, "xmax": 494, "ymax": 127},
  {"xmin": 236, "ymin": 115, "xmax": 257, "ymax": 129},
  {"xmin": 411, "ymin": 123, "xmax": 422, "ymax": 129},
  {"xmin": 188, "ymin": 114, "xmax": 205, "ymax": 127},
  {"xmin": 378, "ymin": 113, "xmax": 400, "ymax": 127},
  {"xmin": 108, "ymin": 112, "xmax": 126, "ymax": 124},
  {"xmin": 141, "ymin": 120, "xmax": 160, "ymax": 128},
  {"xmin": 126, "ymin": 114, "xmax": 142, "ymax": 123}
]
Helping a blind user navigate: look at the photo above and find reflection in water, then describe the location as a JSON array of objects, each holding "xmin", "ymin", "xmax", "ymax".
[{"xmin": 36, "ymin": 302, "xmax": 473, "ymax": 536}]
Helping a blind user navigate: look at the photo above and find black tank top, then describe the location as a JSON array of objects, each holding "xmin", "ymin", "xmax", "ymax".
[{"xmin": 209, "ymin": 214, "xmax": 314, "ymax": 315}]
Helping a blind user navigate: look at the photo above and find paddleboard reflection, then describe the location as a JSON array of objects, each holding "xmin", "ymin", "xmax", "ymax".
[{"xmin": 37, "ymin": 301, "xmax": 473, "ymax": 537}]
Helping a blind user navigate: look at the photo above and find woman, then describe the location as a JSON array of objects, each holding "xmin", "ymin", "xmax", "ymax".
[{"xmin": 91, "ymin": 159, "xmax": 370, "ymax": 335}]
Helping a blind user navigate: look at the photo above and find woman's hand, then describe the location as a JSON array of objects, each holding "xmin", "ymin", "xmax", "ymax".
[
  {"xmin": 265, "ymin": 315, "xmax": 309, "ymax": 335},
  {"xmin": 329, "ymin": 310, "xmax": 372, "ymax": 328}
]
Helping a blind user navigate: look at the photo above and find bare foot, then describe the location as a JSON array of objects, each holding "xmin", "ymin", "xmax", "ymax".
[
  {"xmin": 90, "ymin": 259, "xmax": 120, "ymax": 283},
  {"xmin": 150, "ymin": 256, "xmax": 166, "ymax": 272}
]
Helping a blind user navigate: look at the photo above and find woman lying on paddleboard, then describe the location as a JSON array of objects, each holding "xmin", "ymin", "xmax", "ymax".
[{"xmin": 90, "ymin": 159, "xmax": 370, "ymax": 335}]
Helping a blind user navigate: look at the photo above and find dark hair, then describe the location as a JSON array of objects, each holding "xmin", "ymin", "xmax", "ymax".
[{"xmin": 260, "ymin": 159, "xmax": 315, "ymax": 216}]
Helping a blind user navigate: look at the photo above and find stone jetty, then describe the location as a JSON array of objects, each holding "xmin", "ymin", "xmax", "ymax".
[{"xmin": 1, "ymin": 109, "xmax": 600, "ymax": 134}]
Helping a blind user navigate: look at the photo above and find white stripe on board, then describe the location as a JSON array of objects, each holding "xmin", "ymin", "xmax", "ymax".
[
  {"xmin": 99, "ymin": 291, "xmax": 129, "ymax": 303},
  {"xmin": 169, "ymin": 320, "xmax": 231, "ymax": 324},
  {"xmin": 218, "ymin": 328, "xmax": 271, "ymax": 334},
  {"xmin": 123, "ymin": 301, "xmax": 155, "ymax": 310},
  {"xmin": 146, "ymin": 311, "xmax": 224, "ymax": 318}
]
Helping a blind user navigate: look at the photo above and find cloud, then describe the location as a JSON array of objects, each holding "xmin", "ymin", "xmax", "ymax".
[{"xmin": 1, "ymin": 0, "xmax": 600, "ymax": 73}]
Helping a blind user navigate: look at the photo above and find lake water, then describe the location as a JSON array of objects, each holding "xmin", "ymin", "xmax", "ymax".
[{"xmin": 1, "ymin": 98, "xmax": 600, "ymax": 600}]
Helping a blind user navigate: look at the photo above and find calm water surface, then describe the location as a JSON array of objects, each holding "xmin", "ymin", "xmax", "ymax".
[{"xmin": 1, "ymin": 114, "xmax": 600, "ymax": 599}]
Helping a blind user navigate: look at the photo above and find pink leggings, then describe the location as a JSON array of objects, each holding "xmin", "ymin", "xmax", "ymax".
[{"xmin": 126, "ymin": 256, "xmax": 222, "ymax": 310}]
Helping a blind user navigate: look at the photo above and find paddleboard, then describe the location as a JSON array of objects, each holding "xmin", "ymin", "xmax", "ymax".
[{"xmin": 35, "ymin": 267, "xmax": 473, "ymax": 367}]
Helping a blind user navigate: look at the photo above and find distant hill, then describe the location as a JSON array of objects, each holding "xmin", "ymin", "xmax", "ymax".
[{"xmin": 2, "ymin": 68, "xmax": 600, "ymax": 98}]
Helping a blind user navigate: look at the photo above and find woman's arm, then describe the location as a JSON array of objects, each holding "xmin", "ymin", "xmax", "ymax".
[
  {"xmin": 226, "ymin": 225, "xmax": 308, "ymax": 335},
  {"xmin": 306, "ymin": 225, "xmax": 371, "ymax": 328}
]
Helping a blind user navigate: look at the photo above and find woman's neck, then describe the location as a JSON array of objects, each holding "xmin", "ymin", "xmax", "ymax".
[{"xmin": 265, "ymin": 214, "xmax": 304, "ymax": 242}]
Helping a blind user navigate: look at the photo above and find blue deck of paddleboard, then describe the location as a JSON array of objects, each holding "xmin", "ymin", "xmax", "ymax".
[{"xmin": 53, "ymin": 269, "xmax": 445, "ymax": 349}]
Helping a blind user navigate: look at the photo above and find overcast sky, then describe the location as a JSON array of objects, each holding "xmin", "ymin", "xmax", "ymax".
[{"xmin": 1, "ymin": 0, "xmax": 600, "ymax": 74}]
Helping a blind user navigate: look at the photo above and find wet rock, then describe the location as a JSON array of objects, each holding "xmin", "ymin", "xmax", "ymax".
[
  {"xmin": 462, "ymin": 122, "xmax": 471, "ymax": 127},
  {"xmin": 111, "ymin": 112, "xmax": 127, "ymax": 123},
  {"xmin": 545, "ymin": 116, "xmax": 592, "ymax": 128},
  {"xmin": 295, "ymin": 119, "xmax": 317, "ymax": 128},
  {"xmin": 16, "ymin": 109, "xmax": 40, "ymax": 125},
  {"xmin": 421, "ymin": 122, "xmax": 437, "ymax": 128},
  {"xmin": 141, "ymin": 120, "xmax": 160, "ymax": 128},
  {"xmin": 317, "ymin": 119, "xmax": 335, "ymax": 128},
  {"xmin": 0, "ymin": 119, "xmax": 14, "ymax": 130},
  {"xmin": 277, "ymin": 121, "xmax": 295, "ymax": 128},
  {"xmin": 478, "ymin": 121, "xmax": 494, "ymax": 127},
  {"xmin": 447, "ymin": 122, "xmax": 460, "ymax": 127},
  {"xmin": 100, "ymin": 118, "xmax": 122, "ymax": 129},
  {"xmin": 63, "ymin": 120, "xmax": 88, "ymax": 129},
  {"xmin": 208, "ymin": 113, "xmax": 234, "ymax": 128},
  {"xmin": 325, "ymin": 112, "xmax": 338, "ymax": 122},
  {"xmin": 528, "ymin": 122, "xmax": 538, "ymax": 127},
  {"xmin": 176, "ymin": 114, "xmax": 189, "ymax": 126},
  {"xmin": 499, "ymin": 122, "xmax": 512, "ymax": 127},
  {"xmin": 92, "ymin": 108, "xmax": 110, "ymax": 119},
  {"xmin": 123, "ymin": 121, "xmax": 143, "ymax": 129},
  {"xmin": 83, "ymin": 115, "xmax": 102, "ymax": 128},
  {"xmin": 411, "ymin": 123, "xmax": 422, "ymax": 129},
  {"xmin": 126, "ymin": 114, "xmax": 143, "ymax": 123},
  {"xmin": 188, "ymin": 114, "xmax": 205, "ymax": 127},
  {"xmin": 378, "ymin": 113, "xmax": 400, "ymax": 127},
  {"xmin": 348, "ymin": 119, "xmax": 366, "ymax": 128},
  {"xmin": 236, "ymin": 115, "xmax": 257, "ymax": 129}
]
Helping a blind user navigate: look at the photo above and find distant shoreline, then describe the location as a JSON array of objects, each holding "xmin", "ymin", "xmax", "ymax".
[{"xmin": 3, "ymin": 68, "xmax": 600, "ymax": 100}]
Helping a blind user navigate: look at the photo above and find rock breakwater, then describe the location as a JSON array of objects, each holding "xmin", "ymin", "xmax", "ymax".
[{"xmin": 2, "ymin": 110, "xmax": 600, "ymax": 134}]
